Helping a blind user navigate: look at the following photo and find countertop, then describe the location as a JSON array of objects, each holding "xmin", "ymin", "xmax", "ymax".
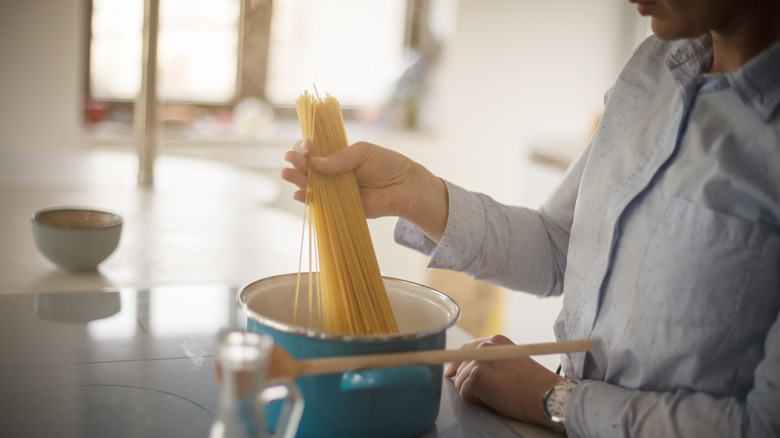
[
  {"xmin": 0, "ymin": 285, "xmax": 561, "ymax": 438},
  {"xmin": 0, "ymin": 148, "xmax": 303, "ymax": 295},
  {"xmin": 0, "ymin": 148, "xmax": 562, "ymax": 437}
]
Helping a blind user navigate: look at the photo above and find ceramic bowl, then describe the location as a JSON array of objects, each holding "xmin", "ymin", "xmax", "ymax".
[{"xmin": 31, "ymin": 207, "xmax": 123, "ymax": 271}]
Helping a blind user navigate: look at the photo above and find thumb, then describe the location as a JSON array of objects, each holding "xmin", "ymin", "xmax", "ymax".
[{"xmin": 310, "ymin": 142, "xmax": 371, "ymax": 175}]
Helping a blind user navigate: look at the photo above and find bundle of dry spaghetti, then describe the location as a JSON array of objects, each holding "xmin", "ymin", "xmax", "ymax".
[{"xmin": 294, "ymin": 90, "xmax": 399, "ymax": 335}]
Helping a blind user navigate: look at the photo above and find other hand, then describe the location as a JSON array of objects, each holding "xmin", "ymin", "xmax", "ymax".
[{"xmin": 444, "ymin": 334, "xmax": 565, "ymax": 427}]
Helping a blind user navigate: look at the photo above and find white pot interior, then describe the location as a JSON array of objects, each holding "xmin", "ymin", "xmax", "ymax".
[{"xmin": 241, "ymin": 274, "xmax": 460, "ymax": 338}]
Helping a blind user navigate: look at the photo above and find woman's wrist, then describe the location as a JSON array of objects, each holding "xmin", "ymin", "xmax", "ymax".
[
  {"xmin": 520, "ymin": 373, "xmax": 567, "ymax": 427},
  {"xmin": 404, "ymin": 163, "xmax": 448, "ymax": 243}
]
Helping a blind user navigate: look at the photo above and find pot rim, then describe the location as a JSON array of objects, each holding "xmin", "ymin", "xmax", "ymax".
[{"xmin": 238, "ymin": 273, "xmax": 460, "ymax": 343}]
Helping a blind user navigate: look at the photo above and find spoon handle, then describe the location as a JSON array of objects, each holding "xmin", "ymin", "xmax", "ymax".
[{"xmin": 297, "ymin": 339, "xmax": 592, "ymax": 377}]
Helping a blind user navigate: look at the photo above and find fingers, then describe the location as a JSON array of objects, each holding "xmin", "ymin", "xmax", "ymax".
[
  {"xmin": 282, "ymin": 138, "xmax": 369, "ymax": 203},
  {"xmin": 444, "ymin": 337, "xmax": 495, "ymax": 378},
  {"xmin": 282, "ymin": 137, "xmax": 354, "ymax": 186},
  {"xmin": 451, "ymin": 361, "xmax": 483, "ymax": 405},
  {"xmin": 282, "ymin": 139, "xmax": 389, "ymax": 208},
  {"xmin": 294, "ymin": 138, "xmax": 312, "ymax": 155},
  {"xmin": 444, "ymin": 361, "xmax": 459, "ymax": 377},
  {"xmin": 443, "ymin": 335, "xmax": 514, "ymax": 379},
  {"xmin": 285, "ymin": 139, "xmax": 311, "ymax": 172},
  {"xmin": 309, "ymin": 141, "xmax": 375, "ymax": 175},
  {"xmin": 292, "ymin": 189, "xmax": 307, "ymax": 203},
  {"xmin": 280, "ymin": 166, "xmax": 307, "ymax": 190},
  {"xmin": 282, "ymin": 139, "xmax": 312, "ymax": 193}
]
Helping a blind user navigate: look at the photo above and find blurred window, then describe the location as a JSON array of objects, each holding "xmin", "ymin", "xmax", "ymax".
[
  {"xmin": 265, "ymin": 0, "xmax": 407, "ymax": 108},
  {"xmin": 86, "ymin": 0, "xmax": 422, "ymax": 123},
  {"xmin": 90, "ymin": 0, "xmax": 240, "ymax": 103}
]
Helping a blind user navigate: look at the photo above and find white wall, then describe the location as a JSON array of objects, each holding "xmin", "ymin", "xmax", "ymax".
[
  {"xmin": 0, "ymin": 0, "xmax": 86, "ymax": 150},
  {"xmin": 425, "ymin": 0, "xmax": 647, "ymax": 203}
]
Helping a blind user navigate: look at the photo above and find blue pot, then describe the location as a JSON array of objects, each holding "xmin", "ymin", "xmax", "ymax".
[{"xmin": 238, "ymin": 273, "xmax": 460, "ymax": 438}]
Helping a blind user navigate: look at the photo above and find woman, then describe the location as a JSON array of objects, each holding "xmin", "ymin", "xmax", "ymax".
[{"xmin": 282, "ymin": 0, "xmax": 780, "ymax": 435}]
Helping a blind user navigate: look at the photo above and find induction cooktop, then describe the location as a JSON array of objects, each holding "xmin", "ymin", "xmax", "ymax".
[
  {"xmin": 0, "ymin": 286, "xmax": 531, "ymax": 438},
  {"xmin": 0, "ymin": 285, "xmax": 241, "ymax": 438}
]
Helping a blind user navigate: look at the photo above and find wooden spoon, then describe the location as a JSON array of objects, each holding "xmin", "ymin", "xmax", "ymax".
[{"xmin": 267, "ymin": 339, "xmax": 592, "ymax": 380}]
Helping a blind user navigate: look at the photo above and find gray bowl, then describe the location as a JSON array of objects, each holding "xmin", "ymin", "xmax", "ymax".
[{"xmin": 31, "ymin": 208, "xmax": 123, "ymax": 271}]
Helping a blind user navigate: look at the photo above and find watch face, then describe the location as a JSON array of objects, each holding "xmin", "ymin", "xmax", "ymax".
[
  {"xmin": 546, "ymin": 388, "xmax": 567, "ymax": 420},
  {"xmin": 544, "ymin": 379, "xmax": 578, "ymax": 432}
]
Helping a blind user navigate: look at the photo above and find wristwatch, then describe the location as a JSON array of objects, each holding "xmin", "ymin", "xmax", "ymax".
[{"xmin": 543, "ymin": 378, "xmax": 580, "ymax": 433}]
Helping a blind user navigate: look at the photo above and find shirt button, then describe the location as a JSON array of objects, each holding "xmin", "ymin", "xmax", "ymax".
[
  {"xmin": 435, "ymin": 258, "xmax": 444, "ymax": 265},
  {"xmin": 453, "ymin": 264, "xmax": 462, "ymax": 270}
]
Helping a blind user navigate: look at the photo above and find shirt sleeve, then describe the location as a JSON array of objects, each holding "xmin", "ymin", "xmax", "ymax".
[
  {"xmin": 566, "ymin": 309, "xmax": 780, "ymax": 437},
  {"xmin": 394, "ymin": 143, "xmax": 592, "ymax": 296}
]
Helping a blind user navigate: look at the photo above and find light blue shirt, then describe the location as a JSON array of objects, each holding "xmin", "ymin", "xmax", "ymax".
[{"xmin": 395, "ymin": 35, "xmax": 780, "ymax": 437}]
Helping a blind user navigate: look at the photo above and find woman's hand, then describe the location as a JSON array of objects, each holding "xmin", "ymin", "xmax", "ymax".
[
  {"xmin": 444, "ymin": 334, "xmax": 565, "ymax": 427},
  {"xmin": 281, "ymin": 139, "xmax": 449, "ymax": 242}
]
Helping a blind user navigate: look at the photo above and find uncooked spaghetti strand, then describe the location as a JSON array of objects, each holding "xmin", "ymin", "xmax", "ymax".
[{"xmin": 293, "ymin": 91, "xmax": 398, "ymax": 335}]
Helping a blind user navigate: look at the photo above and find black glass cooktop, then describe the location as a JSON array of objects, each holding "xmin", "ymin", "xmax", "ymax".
[
  {"xmin": 0, "ymin": 286, "xmax": 241, "ymax": 438},
  {"xmin": 0, "ymin": 287, "xmax": 532, "ymax": 438}
]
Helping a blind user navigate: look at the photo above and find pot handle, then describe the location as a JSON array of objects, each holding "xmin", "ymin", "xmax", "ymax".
[
  {"xmin": 259, "ymin": 380, "xmax": 304, "ymax": 438},
  {"xmin": 339, "ymin": 366, "xmax": 433, "ymax": 392}
]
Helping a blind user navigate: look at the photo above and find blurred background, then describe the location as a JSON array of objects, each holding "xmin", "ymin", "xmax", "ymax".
[{"xmin": 0, "ymin": 0, "xmax": 650, "ymax": 365}]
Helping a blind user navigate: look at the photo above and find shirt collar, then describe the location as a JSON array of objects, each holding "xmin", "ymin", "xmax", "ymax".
[
  {"xmin": 665, "ymin": 34, "xmax": 780, "ymax": 122},
  {"xmin": 727, "ymin": 39, "xmax": 780, "ymax": 122}
]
